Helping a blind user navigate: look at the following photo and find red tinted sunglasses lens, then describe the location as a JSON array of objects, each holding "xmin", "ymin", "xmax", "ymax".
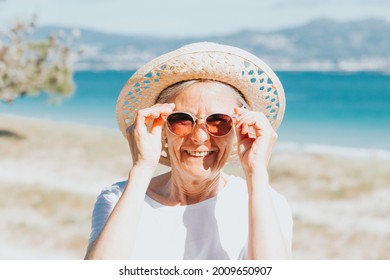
[
  {"xmin": 167, "ymin": 112, "xmax": 233, "ymax": 137},
  {"xmin": 167, "ymin": 112, "xmax": 194, "ymax": 136},
  {"xmin": 206, "ymin": 114, "xmax": 233, "ymax": 136}
]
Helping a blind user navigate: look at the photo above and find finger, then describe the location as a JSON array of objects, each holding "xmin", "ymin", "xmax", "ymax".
[
  {"xmin": 242, "ymin": 123, "xmax": 248, "ymax": 135},
  {"xmin": 236, "ymin": 114, "xmax": 266, "ymax": 138},
  {"xmin": 234, "ymin": 109, "xmax": 275, "ymax": 138},
  {"xmin": 153, "ymin": 102, "xmax": 176, "ymax": 113},
  {"xmin": 235, "ymin": 113, "xmax": 259, "ymax": 130},
  {"xmin": 150, "ymin": 116, "xmax": 164, "ymax": 136},
  {"xmin": 139, "ymin": 105, "xmax": 175, "ymax": 120},
  {"xmin": 156, "ymin": 102, "xmax": 175, "ymax": 107},
  {"xmin": 253, "ymin": 113, "xmax": 275, "ymax": 137},
  {"xmin": 235, "ymin": 109, "xmax": 271, "ymax": 128},
  {"xmin": 150, "ymin": 103, "xmax": 175, "ymax": 123},
  {"xmin": 237, "ymin": 111, "xmax": 272, "ymax": 128},
  {"xmin": 244, "ymin": 115, "xmax": 264, "ymax": 137},
  {"xmin": 235, "ymin": 125, "xmax": 249, "ymax": 142},
  {"xmin": 136, "ymin": 104, "xmax": 175, "ymax": 128}
]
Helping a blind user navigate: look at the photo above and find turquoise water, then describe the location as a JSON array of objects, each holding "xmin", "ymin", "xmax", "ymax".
[
  {"xmin": 1, "ymin": 71, "xmax": 389, "ymax": 149},
  {"xmin": 277, "ymin": 71, "xmax": 390, "ymax": 149}
]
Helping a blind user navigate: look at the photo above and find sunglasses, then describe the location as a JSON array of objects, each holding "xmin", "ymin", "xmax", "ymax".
[{"xmin": 166, "ymin": 112, "xmax": 235, "ymax": 137}]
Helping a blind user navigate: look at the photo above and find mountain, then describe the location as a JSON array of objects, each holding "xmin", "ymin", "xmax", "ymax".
[{"xmin": 34, "ymin": 18, "xmax": 390, "ymax": 72}]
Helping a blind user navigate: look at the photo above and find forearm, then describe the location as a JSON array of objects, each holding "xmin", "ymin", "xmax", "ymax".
[
  {"xmin": 246, "ymin": 168, "xmax": 291, "ymax": 260},
  {"xmin": 85, "ymin": 165, "xmax": 155, "ymax": 259}
]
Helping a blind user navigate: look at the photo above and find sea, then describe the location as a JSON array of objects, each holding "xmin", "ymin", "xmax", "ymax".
[{"xmin": 1, "ymin": 71, "xmax": 390, "ymax": 152}]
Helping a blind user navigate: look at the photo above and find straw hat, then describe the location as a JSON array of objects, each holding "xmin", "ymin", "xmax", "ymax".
[{"xmin": 116, "ymin": 42, "xmax": 286, "ymax": 166}]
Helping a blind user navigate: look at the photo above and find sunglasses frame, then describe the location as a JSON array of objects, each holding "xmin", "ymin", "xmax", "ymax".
[{"xmin": 166, "ymin": 111, "xmax": 237, "ymax": 137}]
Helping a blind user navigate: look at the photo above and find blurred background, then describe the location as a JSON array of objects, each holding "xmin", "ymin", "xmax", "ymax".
[{"xmin": 0, "ymin": 0, "xmax": 389, "ymax": 259}]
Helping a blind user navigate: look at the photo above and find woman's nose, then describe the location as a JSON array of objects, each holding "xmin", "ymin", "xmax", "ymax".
[{"xmin": 190, "ymin": 123, "xmax": 210, "ymax": 144}]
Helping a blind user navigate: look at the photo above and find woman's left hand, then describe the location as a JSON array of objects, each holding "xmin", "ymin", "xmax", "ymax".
[{"xmin": 234, "ymin": 107, "xmax": 278, "ymax": 175}]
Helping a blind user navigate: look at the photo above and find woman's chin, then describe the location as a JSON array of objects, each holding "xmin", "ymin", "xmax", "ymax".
[{"xmin": 179, "ymin": 152, "xmax": 217, "ymax": 178}]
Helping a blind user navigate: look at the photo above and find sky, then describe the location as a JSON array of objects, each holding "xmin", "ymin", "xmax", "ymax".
[{"xmin": 0, "ymin": 0, "xmax": 389, "ymax": 37}]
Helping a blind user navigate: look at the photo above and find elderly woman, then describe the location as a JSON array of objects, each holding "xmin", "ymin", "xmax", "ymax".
[{"xmin": 85, "ymin": 42, "xmax": 292, "ymax": 260}]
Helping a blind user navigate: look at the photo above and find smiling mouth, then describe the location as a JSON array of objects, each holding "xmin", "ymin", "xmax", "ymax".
[{"xmin": 185, "ymin": 150, "xmax": 214, "ymax": 157}]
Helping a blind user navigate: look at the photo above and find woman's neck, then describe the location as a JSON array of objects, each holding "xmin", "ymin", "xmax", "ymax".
[
  {"xmin": 172, "ymin": 171, "xmax": 224, "ymax": 205},
  {"xmin": 148, "ymin": 171, "xmax": 227, "ymax": 206}
]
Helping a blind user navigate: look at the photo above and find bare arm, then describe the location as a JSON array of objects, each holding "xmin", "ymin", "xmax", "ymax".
[
  {"xmin": 246, "ymin": 168, "xmax": 292, "ymax": 259},
  {"xmin": 85, "ymin": 103, "xmax": 175, "ymax": 260},
  {"xmin": 235, "ymin": 107, "xmax": 292, "ymax": 259},
  {"xmin": 85, "ymin": 165, "xmax": 154, "ymax": 259}
]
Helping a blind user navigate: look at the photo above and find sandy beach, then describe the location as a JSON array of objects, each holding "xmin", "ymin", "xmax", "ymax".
[{"xmin": 0, "ymin": 113, "xmax": 389, "ymax": 259}]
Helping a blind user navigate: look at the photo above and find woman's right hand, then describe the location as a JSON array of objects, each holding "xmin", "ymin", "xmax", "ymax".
[{"xmin": 126, "ymin": 103, "xmax": 175, "ymax": 169}]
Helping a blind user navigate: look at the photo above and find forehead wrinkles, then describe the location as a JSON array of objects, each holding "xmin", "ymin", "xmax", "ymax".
[
  {"xmin": 174, "ymin": 83, "xmax": 238, "ymax": 114},
  {"xmin": 174, "ymin": 93, "xmax": 207, "ymax": 115}
]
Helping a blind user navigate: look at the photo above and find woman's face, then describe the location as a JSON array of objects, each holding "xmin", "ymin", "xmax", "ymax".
[{"xmin": 165, "ymin": 82, "xmax": 238, "ymax": 179}]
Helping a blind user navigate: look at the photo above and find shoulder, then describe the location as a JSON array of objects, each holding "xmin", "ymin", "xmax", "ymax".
[
  {"xmin": 100, "ymin": 180, "xmax": 127, "ymax": 195},
  {"xmin": 95, "ymin": 180, "xmax": 127, "ymax": 205},
  {"xmin": 88, "ymin": 180, "xmax": 127, "ymax": 245}
]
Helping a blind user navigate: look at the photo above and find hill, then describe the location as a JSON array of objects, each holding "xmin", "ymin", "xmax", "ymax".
[{"xmin": 35, "ymin": 18, "xmax": 390, "ymax": 72}]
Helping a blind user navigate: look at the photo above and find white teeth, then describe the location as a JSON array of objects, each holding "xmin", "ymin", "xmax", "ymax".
[{"xmin": 186, "ymin": 151, "xmax": 212, "ymax": 157}]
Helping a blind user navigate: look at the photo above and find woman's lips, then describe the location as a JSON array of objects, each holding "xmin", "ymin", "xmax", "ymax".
[{"xmin": 185, "ymin": 150, "xmax": 214, "ymax": 157}]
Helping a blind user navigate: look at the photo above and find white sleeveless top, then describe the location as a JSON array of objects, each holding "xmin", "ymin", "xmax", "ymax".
[{"xmin": 88, "ymin": 174, "xmax": 293, "ymax": 259}]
